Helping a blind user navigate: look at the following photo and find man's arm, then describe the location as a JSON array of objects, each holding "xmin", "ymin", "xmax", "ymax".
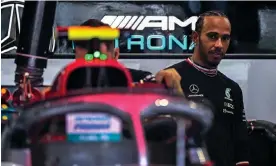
[
  {"xmin": 234, "ymin": 85, "xmax": 250, "ymax": 166},
  {"xmin": 128, "ymin": 68, "xmax": 153, "ymax": 83},
  {"xmin": 155, "ymin": 68, "xmax": 184, "ymax": 96}
]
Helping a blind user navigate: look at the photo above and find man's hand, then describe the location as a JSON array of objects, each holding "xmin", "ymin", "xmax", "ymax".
[{"xmin": 155, "ymin": 68, "xmax": 184, "ymax": 96}]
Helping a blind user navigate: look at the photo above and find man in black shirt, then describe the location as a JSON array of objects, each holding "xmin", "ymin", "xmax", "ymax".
[
  {"xmin": 73, "ymin": 19, "xmax": 152, "ymax": 83},
  {"xmin": 156, "ymin": 11, "xmax": 250, "ymax": 166}
]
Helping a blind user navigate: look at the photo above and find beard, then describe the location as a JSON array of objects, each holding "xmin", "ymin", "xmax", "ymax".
[{"xmin": 198, "ymin": 38, "xmax": 221, "ymax": 68}]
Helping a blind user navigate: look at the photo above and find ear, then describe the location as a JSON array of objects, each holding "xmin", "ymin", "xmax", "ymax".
[
  {"xmin": 114, "ymin": 47, "xmax": 120, "ymax": 60},
  {"xmin": 191, "ymin": 31, "xmax": 199, "ymax": 44}
]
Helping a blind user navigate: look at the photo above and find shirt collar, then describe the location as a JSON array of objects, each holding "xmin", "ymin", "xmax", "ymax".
[{"xmin": 186, "ymin": 58, "xmax": 218, "ymax": 77}]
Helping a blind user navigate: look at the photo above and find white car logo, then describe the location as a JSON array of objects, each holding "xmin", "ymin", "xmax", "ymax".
[{"xmin": 189, "ymin": 84, "xmax": 199, "ymax": 94}]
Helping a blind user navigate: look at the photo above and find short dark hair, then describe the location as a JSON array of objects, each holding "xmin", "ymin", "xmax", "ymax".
[
  {"xmin": 74, "ymin": 19, "xmax": 114, "ymax": 51},
  {"xmin": 195, "ymin": 11, "xmax": 228, "ymax": 34}
]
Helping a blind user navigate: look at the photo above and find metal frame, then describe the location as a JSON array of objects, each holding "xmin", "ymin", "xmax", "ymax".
[{"xmin": 2, "ymin": 53, "xmax": 276, "ymax": 59}]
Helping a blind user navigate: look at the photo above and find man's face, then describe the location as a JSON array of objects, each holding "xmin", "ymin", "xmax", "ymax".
[
  {"xmin": 75, "ymin": 43, "xmax": 119, "ymax": 60},
  {"xmin": 194, "ymin": 16, "xmax": 231, "ymax": 67}
]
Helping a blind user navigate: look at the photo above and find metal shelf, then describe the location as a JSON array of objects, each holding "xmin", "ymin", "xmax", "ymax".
[{"xmin": 2, "ymin": 53, "xmax": 276, "ymax": 59}]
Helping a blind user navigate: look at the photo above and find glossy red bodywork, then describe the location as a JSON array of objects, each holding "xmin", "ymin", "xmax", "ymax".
[
  {"xmin": 12, "ymin": 88, "xmax": 42, "ymax": 106},
  {"xmin": 67, "ymin": 93, "xmax": 173, "ymax": 163},
  {"xmin": 45, "ymin": 59, "xmax": 133, "ymax": 98},
  {"xmin": 37, "ymin": 60, "xmax": 212, "ymax": 166}
]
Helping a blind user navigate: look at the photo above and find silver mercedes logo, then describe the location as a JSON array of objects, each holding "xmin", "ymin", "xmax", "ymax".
[
  {"xmin": 1, "ymin": 0, "xmax": 24, "ymax": 54},
  {"xmin": 189, "ymin": 84, "xmax": 199, "ymax": 94},
  {"xmin": 1, "ymin": 0, "xmax": 55, "ymax": 54}
]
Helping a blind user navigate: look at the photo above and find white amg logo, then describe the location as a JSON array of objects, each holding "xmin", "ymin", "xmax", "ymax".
[{"xmin": 101, "ymin": 15, "xmax": 199, "ymax": 31}]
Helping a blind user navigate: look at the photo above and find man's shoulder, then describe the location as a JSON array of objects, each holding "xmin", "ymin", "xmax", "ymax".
[
  {"xmin": 218, "ymin": 71, "xmax": 242, "ymax": 92},
  {"xmin": 127, "ymin": 68, "xmax": 153, "ymax": 82},
  {"xmin": 165, "ymin": 60, "xmax": 190, "ymax": 72}
]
